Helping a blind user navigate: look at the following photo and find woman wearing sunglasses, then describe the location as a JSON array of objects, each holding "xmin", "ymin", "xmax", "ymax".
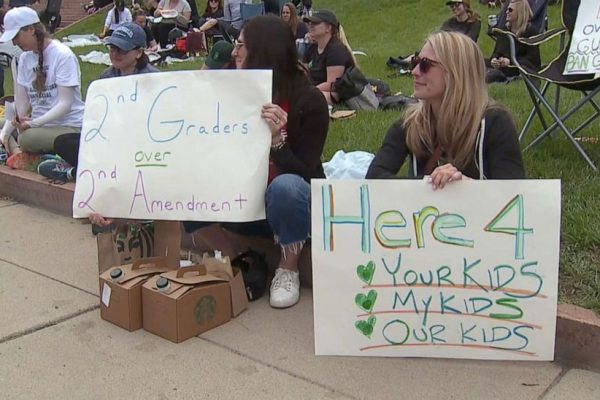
[
  {"xmin": 442, "ymin": 0, "xmax": 481, "ymax": 43},
  {"xmin": 367, "ymin": 31, "xmax": 524, "ymax": 186},
  {"xmin": 184, "ymin": 16, "xmax": 329, "ymax": 309},
  {"xmin": 487, "ymin": 0, "xmax": 540, "ymax": 83},
  {"xmin": 36, "ymin": 23, "xmax": 159, "ymax": 182}
]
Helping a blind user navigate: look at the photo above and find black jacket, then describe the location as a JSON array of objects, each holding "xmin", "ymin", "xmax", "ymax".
[
  {"xmin": 366, "ymin": 107, "xmax": 525, "ymax": 180},
  {"xmin": 270, "ymin": 77, "xmax": 329, "ymax": 182}
]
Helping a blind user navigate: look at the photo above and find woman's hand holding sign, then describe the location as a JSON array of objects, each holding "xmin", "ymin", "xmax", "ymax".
[
  {"xmin": 261, "ymin": 103, "xmax": 288, "ymax": 147},
  {"xmin": 428, "ymin": 163, "xmax": 471, "ymax": 190}
]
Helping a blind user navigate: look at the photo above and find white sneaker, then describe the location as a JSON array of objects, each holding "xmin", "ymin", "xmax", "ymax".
[{"xmin": 270, "ymin": 268, "xmax": 300, "ymax": 308}]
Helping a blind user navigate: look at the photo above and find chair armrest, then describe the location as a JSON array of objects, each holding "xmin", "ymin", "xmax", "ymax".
[{"xmin": 520, "ymin": 27, "xmax": 566, "ymax": 46}]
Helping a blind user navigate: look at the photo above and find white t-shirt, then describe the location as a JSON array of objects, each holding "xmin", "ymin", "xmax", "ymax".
[
  {"xmin": 105, "ymin": 8, "xmax": 133, "ymax": 31},
  {"xmin": 17, "ymin": 40, "xmax": 85, "ymax": 128}
]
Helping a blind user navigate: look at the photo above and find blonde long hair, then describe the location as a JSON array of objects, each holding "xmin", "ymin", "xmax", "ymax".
[
  {"xmin": 336, "ymin": 24, "xmax": 357, "ymax": 66},
  {"xmin": 404, "ymin": 31, "xmax": 488, "ymax": 170},
  {"xmin": 506, "ymin": 0, "xmax": 532, "ymax": 36}
]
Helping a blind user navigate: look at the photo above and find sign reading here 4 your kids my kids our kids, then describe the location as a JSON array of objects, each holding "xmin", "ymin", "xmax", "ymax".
[
  {"xmin": 311, "ymin": 180, "xmax": 561, "ymax": 360},
  {"xmin": 73, "ymin": 70, "xmax": 272, "ymax": 222}
]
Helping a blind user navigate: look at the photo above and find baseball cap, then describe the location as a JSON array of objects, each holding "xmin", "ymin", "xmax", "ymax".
[
  {"xmin": 106, "ymin": 23, "xmax": 147, "ymax": 51},
  {"xmin": 0, "ymin": 7, "xmax": 40, "ymax": 43},
  {"xmin": 303, "ymin": 10, "xmax": 339, "ymax": 29},
  {"xmin": 205, "ymin": 40, "xmax": 233, "ymax": 69},
  {"xmin": 446, "ymin": 0, "xmax": 470, "ymax": 6}
]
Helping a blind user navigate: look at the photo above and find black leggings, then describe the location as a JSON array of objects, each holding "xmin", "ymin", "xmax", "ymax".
[{"xmin": 54, "ymin": 133, "xmax": 80, "ymax": 174}]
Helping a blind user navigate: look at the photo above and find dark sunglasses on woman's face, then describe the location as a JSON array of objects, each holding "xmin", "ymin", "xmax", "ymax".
[
  {"xmin": 507, "ymin": 7, "xmax": 514, "ymax": 12},
  {"xmin": 410, "ymin": 54, "xmax": 441, "ymax": 74},
  {"xmin": 449, "ymin": 3, "xmax": 461, "ymax": 10}
]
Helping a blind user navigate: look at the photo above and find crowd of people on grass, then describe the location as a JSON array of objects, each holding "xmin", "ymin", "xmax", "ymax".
[{"xmin": 0, "ymin": 0, "xmax": 549, "ymax": 309}]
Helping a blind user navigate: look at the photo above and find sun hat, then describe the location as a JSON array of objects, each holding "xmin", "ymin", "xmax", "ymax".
[
  {"xmin": 105, "ymin": 23, "xmax": 147, "ymax": 51},
  {"xmin": 0, "ymin": 7, "xmax": 41, "ymax": 43}
]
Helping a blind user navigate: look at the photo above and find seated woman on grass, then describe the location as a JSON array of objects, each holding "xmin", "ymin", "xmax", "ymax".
[
  {"xmin": 302, "ymin": 9, "xmax": 355, "ymax": 105},
  {"xmin": 442, "ymin": 0, "xmax": 481, "ymax": 42},
  {"xmin": 184, "ymin": 15, "xmax": 329, "ymax": 309},
  {"xmin": 151, "ymin": 0, "xmax": 192, "ymax": 48},
  {"xmin": 100, "ymin": 0, "xmax": 133, "ymax": 38},
  {"xmin": 132, "ymin": 9, "xmax": 159, "ymax": 52},
  {"xmin": 0, "ymin": 7, "xmax": 84, "ymax": 171},
  {"xmin": 38, "ymin": 23, "xmax": 159, "ymax": 182},
  {"xmin": 367, "ymin": 31, "xmax": 524, "ymax": 183},
  {"xmin": 486, "ymin": 0, "xmax": 540, "ymax": 83}
]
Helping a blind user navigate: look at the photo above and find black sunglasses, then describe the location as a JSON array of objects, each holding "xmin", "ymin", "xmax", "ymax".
[
  {"xmin": 507, "ymin": 7, "xmax": 514, "ymax": 12},
  {"xmin": 410, "ymin": 54, "xmax": 441, "ymax": 73}
]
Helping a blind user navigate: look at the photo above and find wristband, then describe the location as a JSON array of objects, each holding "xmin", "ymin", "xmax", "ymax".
[{"xmin": 271, "ymin": 137, "xmax": 286, "ymax": 151}]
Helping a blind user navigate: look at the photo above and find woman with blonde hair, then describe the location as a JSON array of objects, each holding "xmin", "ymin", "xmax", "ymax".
[
  {"xmin": 487, "ymin": 0, "xmax": 540, "ymax": 83},
  {"xmin": 367, "ymin": 31, "xmax": 524, "ymax": 185},
  {"xmin": 302, "ymin": 9, "xmax": 356, "ymax": 105}
]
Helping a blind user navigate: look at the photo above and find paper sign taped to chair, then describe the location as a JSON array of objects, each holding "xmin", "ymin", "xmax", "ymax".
[
  {"xmin": 311, "ymin": 179, "xmax": 561, "ymax": 360},
  {"xmin": 564, "ymin": 0, "xmax": 600, "ymax": 75},
  {"xmin": 73, "ymin": 70, "xmax": 272, "ymax": 222}
]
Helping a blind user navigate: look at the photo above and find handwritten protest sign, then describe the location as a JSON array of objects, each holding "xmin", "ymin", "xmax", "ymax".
[
  {"xmin": 564, "ymin": 0, "xmax": 600, "ymax": 75},
  {"xmin": 73, "ymin": 70, "xmax": 272, "ymax": 221},
  {"xmin": 311, "ymin": 180, "xmax": 561, "ymax": 360}
]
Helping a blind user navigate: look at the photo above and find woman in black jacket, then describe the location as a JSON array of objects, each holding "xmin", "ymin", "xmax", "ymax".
[
  {"xmin": 185, "ymin": 15, "xmax": 329, "ymax": 309},
  {"xmin": 367, "ymin": 31, "xmax": 524, "ymax": 185}
]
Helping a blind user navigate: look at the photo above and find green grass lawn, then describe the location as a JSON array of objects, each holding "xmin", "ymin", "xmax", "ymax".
[{"xmin": 17, "ymin": 0, "xmax": 600, "ymax": 311}]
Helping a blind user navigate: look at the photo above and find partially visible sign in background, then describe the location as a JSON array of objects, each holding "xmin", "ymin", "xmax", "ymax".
[
  {"xmin": 73, "ymin": 70, "xmax": 272, "ymax": 222},
  {"xmin": 311, "ymin": 180, "xmax": 561, "ymax": 360},
  {"xmin": 564, "ymin": 0, "xmax": 600, "ymax": 75}
]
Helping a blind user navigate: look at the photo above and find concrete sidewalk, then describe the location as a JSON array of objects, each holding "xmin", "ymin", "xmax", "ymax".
[{"xmin": 1, "ymin": 200, "xmax": 598, "ymax": 400}]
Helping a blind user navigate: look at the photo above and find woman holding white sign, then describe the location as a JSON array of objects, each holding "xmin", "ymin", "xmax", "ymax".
[
  {"xmin": 183, "ymin": 15, "xmax": 329, "ymax": 309},
  {"xmin": 366, "ymin": 31, "xmax": 524, "ymax": 186},
  {"xmin": 0, "ymin": 7, "xmax": 85, "ymax": 170}
]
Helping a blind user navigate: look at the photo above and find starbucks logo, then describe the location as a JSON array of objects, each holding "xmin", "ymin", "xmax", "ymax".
[{"xmin": 194, "ymin": 295, "xmax": 217, "ymax": 325}]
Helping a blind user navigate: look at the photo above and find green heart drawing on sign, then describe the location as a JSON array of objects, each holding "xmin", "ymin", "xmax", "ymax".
[
  {"xmin": 355, "ymin": 290, "xmax": 378, "ymax": 313},
  {"xmin": 356, "ymin": 261, "xmax": 375, "ymax": 285},
  {"xmin": 355, "ymin": 316, "xmax": 376, "ymax": 339}
]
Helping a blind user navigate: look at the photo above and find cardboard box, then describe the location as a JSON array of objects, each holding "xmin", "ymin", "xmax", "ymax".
[
  {"xmin": 142, "ymin": 256, "xmax": 248, "ymax": 343},
  {"xmin": 99, "ymin": 256, "xmax": 170, "ymax": 331}
]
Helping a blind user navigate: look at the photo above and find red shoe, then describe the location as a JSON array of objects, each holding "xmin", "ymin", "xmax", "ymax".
[{"xmin": 6, "ymin": 152, "xmax": 40, "ymax": 170}]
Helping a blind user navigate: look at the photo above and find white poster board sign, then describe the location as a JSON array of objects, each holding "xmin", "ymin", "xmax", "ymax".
[
  {"xmin": 73, "ymin": 70, "xmax": 272, "ymax": 222},
  {"xmin": 311, "ymin": 180, "xmax": 561, "ymax": 360},
  {"xmin": 564, "ymin": 0, "xmax": 600, "ymax": 75}
]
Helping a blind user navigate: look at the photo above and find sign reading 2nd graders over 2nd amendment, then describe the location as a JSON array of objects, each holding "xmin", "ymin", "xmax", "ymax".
[
  {"xmin": 311, "ymin": 180, "xmax": 561, "ymax": 360},
  {"xmin": 73, "ymin": 70, "xmax": 272, "ymax": 222}
]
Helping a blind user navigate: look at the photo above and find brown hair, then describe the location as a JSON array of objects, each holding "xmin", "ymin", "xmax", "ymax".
[
  {"xmin": 204, "ymin": 0, "xmax": 223, "ymax": 15},
  {"xmin": 31, "ymin": 23, "xmax": 50, "ymax": 95},
  {"xmin": 282, "ymin": 3, "xmax": 300, "ymax": 36}
]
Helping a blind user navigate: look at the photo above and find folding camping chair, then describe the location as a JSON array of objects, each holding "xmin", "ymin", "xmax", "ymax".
[
  {"xmin": 496, "ymin": 0, "xmax": 600, "ymax": 170},
  {"xmin": 240, "ymin": 2, "xmax": 265, "ymax": 23}
]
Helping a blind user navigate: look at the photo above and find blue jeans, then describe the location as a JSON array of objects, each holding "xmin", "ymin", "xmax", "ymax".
[{"xmin": 183, "ymin": 174, "xmax": 311, "ymax": 246}]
